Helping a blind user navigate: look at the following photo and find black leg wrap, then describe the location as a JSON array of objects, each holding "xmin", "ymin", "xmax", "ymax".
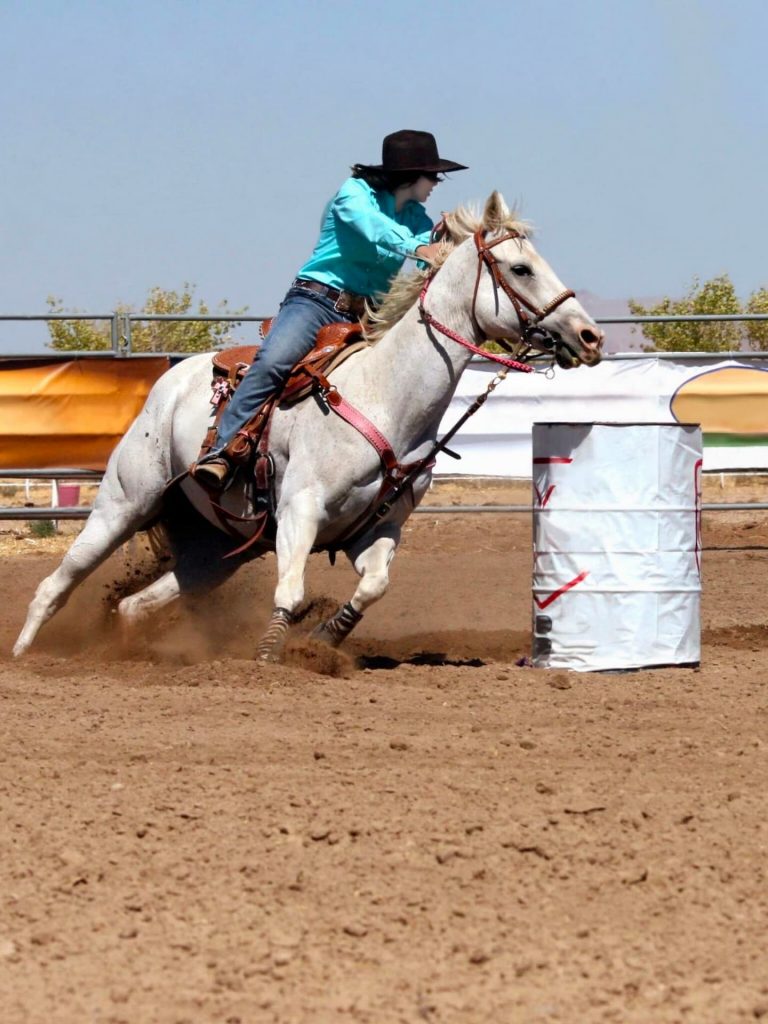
[
  {"xmin": 311, "ymin": 602, "xmax": 363, "ymax": 648},
  {"xmin": 257, "ymin": 607, "xmax": 293, "ymax": 661}
]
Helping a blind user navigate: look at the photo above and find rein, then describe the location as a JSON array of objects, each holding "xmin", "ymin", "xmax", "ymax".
[{"xmin": 418, "ymin": 228, "xmax": 576, "ymax": 370}]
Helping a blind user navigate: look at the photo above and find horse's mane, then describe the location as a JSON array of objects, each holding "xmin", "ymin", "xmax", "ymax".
[{"xmin": 364, "ymin": 202, "xmax": 530, "ymax": 343}]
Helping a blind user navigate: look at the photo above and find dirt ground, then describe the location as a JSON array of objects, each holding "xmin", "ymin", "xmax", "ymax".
[{"xmin": 1, "ymin": 477, "xmax": 767, "ymax": 1023}]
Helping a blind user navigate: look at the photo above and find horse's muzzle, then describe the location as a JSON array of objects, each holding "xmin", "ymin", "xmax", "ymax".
[{"xmin": 553, "ymin": 321, "xmax": 604, "ymax": 368}]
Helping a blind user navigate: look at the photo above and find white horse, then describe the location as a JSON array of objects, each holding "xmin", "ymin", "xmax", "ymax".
[{"xmin": 13, "ymin": 193, "xmax": 603, "ymax": 659}]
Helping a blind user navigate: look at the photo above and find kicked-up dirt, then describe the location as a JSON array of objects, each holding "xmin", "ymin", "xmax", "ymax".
[{"xmin": 0, "ymin": 477, "xmax": 767, "ymax": 1022}]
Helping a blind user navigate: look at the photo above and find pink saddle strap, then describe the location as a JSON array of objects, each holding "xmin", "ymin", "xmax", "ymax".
[{"xmin": 324, "ymin": 389, "xmax": 403, "ymax": 476}]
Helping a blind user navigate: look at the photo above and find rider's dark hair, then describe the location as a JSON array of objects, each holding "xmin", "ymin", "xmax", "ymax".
[{"xmin": 351, "ymin": 164, "xmax": 420, "ymax": 192}]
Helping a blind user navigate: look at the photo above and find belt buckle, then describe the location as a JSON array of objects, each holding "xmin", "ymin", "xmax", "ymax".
[{"xmin": 334, "ymin": 291, "xmax": 351, "ymax": 314}]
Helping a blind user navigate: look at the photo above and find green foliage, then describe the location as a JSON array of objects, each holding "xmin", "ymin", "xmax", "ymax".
[
  {"xmin": 29, "ymin": 519, "xmax": 56, "ymax": 538},
  {"xmin": 628, "ymin": 275, "xmax": 743, "ymax": 352},
  {"xmin": 497, "ymin": 271, "xmax": 768, "ymax": 357},
  {"xmin": 46, "ymin": 300, "xmax": 111, "ymax": 351},
  {"xmin": 745, "ymin": 287, "xmax": 768, "ymax": 351},
  {"xmin": 46, "ymin": 284, "xmax": 247, "ymax": 353}
]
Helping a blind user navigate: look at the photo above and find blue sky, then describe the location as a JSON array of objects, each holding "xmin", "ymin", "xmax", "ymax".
[{"xmin": 1, "ymin": 0, "xmax": 767, "ymax": 352}]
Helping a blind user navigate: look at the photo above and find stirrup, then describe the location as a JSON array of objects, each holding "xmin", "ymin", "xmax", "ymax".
[{"xmin": 192, "ymin": 456, "xmax": 231, "ymax": 490}]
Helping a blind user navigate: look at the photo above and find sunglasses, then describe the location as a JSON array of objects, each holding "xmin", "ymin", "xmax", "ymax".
[{"xmin": 422, "ymin": 172, "xmax": 446, "ymax": 183}]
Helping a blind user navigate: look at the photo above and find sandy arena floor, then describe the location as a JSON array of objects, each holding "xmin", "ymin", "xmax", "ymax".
[{"xmin": 1, "ymin": 478, "xmax": 767, "ymax": 1023}]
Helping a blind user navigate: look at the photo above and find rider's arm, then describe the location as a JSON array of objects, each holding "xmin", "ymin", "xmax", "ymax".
[{"xmin": 331, "ymin": 178, "xmax": 433, "ymax": 261}]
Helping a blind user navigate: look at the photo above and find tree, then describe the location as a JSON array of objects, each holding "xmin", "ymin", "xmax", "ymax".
[
  {"xmin": 46, "ymin": 284, "xmax": 247, "ymax": 353},
  {"xmin": 745, "ymin": 287, "xmax": 768, "ymax": 351},
  {"xmin": 628, "ymin": 275, "xmax": 743, "ymax": 352}
]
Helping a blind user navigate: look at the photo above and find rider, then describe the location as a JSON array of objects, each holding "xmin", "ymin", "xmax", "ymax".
[{"xmin": 193, "ymin": 129, "xmax": 468, "ymax": 488}]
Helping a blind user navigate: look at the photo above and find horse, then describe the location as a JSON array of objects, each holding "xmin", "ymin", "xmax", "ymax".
[{"xmin": 13, "ymin": 192, "xmax": 604, "ymax": 660}]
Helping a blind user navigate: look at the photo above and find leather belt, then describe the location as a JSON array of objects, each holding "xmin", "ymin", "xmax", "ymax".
[{"xmin": 292, "ymin": 278, "xmax": 370, "ymax": 317}]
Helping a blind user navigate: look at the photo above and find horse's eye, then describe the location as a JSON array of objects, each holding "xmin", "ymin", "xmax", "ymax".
[{"xmin": 511, "ymin": 264, "xmax": 532, "ymax": 277}]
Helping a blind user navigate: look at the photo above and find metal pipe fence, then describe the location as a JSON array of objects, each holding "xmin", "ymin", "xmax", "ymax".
[
  {"xmin": 4, "ymin": 501, "xmax": 768, "ymax": 522},
  {"xmin": 2, "ymin": 472, "xmax": 767, "ymax": 521},
  {"xmin": 3, "ymin": 311, "xmax": 768, "ymax": 521},
  {"xmin": 3, "ymin": 310, "xmax": 768, "ymax": 357},
  {"xmin": 0, "ymin": 313, "xmax": 270, "ymax": 356}
]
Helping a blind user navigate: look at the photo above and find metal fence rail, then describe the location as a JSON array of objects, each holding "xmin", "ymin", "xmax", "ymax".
[
  {"xmin": 3, "ymin": 309, "xmax": 768, "ymax": 357},
  {"xmin": 4, "ymin": 467, "xmax": 768, "ymax": 520},
  {"xmin": 0, "ymin": 312, "xmax": 270, "ymax": 356},
  {"xmin": 3, "ymin": 311, "xmax": 768, "ymax": 520},
  {"xmin": 4, "ymin": 503, "xmax": 768, "ymax": 521}
]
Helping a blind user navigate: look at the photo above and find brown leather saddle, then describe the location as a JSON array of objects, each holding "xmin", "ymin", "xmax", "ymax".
[
  {"xmin": 211, "ymin": 320, "xmax": 369, "ymax": 407},
  {"xmin": 198, "ymin": 320, "xmax": 371, "ymax": 466}
]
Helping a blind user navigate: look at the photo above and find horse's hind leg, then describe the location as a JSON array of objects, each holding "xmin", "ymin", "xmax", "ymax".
[
  {"xmin": 117, "ymin": 570, "xmax": 182, "ymax": 623},
  {"xmin": 313, "ymin": 526, "xmax": 400, "ymax": 647},
  {"xmin": 117, "ymin": 533, "xmax": 243, "ymax": 625},
  {"xmin": 13, "ymin": 501, "xmax": 150, "ymax": 656}
]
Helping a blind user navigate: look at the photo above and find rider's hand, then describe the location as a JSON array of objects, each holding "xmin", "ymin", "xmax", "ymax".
[{"xmin": 415, "ymin": 242, "xmax": 442, "ymax": 264}]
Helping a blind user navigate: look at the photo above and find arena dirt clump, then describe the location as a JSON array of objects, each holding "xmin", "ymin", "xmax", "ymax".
[
  {"xmin": 292, "ymin": 595, "xmax": 343, "ymax": 628},
  {"xmin": 282, "ymin": 635, "xmax": 354, "ymax": 677}
]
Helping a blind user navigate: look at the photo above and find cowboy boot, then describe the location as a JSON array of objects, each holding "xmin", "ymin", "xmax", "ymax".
[
  {"xmin": 191, "ymin": 425, "xmax": 257, "ymax": 489},
  {"xmin": 192, "ymin": 455, "xmax": 231, "ymax": 489}
]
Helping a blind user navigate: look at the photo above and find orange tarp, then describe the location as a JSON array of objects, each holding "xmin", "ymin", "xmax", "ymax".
[{"xmin": 0, "ymin": 357, "xmax": 170, "ymax": 470}]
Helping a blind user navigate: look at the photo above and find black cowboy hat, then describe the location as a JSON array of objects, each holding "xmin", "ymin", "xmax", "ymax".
[{"xmin": 373, "ymin": 130, "xmax": 468, "ymax": 174}]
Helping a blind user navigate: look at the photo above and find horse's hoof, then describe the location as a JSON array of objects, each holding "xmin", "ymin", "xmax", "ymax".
[
  {"xmin": 309, "ymin": 623, "xmax": 340, "ymax": 648},
  {"xmin": 310, "ymin": 604, "xmax": 362, "ymax": 648}
]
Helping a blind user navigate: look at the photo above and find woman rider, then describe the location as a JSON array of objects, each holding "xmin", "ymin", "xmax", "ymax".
[{"xmin": 194, "ymin": 129, "xmax": 468, "ymax": 488}]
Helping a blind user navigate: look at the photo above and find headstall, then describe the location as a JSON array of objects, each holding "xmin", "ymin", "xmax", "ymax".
[{"xmin": 418, "ymin": 228, "xmax": 577, "ymax": 371}]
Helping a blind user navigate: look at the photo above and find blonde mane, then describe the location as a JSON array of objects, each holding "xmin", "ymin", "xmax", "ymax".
[{"xmin": 364, "ymin": 201, "xmax": 530, "ymax": 343}]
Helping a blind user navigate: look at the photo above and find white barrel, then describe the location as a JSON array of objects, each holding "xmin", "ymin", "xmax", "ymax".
[{"xmin": 532, "ymin": 423, "xmax": 702, "ymax": 671}]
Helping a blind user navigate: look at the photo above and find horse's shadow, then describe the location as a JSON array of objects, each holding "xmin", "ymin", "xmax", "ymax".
[{"xmin": 357, "ymin": 652, "xmax": 486, "ymax": 670}]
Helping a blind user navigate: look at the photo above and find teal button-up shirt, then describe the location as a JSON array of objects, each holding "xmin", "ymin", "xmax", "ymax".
[{"xmin": 296, "ymin": 177, "xmax": 433, "ymax": 299}]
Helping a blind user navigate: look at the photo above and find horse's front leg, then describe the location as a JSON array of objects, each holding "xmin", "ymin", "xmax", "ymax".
[
  {"xmin": 312, "ymin": 525, "xmax": 400, "ymax": 648},
  {"xmin": 258, "ymin": 499, "xmax": 319, "ymax": 661}
]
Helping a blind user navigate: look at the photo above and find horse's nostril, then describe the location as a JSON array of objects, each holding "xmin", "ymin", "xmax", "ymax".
[{"xmin": 580, "ymin": 326, "xmax": 604, "ymax": 346}]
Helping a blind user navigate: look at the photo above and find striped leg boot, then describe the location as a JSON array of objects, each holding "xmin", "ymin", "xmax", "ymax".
[
  {"xmin": 257, "ymin": 607, "xmax": 293, "ymax": 662},
  {"xmin": 311, "ymin": 602, "xmax": 363, "ymax": 648}
]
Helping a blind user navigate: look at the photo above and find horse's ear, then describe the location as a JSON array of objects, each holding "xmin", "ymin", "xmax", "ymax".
[{"xmin": 482, "ymin": 191, "xmax": 511, "ymax": 233}]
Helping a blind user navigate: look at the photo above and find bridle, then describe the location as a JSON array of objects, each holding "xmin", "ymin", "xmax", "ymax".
[
  {"xmin": 474, "ymin": 229, "xmax": 575, "ymax": 343},
  {"xmin": 418, "ymin": 228, "xmax": 577, "ymax": 371}
]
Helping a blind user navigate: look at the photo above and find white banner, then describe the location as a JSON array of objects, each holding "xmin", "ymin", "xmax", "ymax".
[{"xmin": 435, "ymin": 355, "xmax": 768, "ymax": 476}]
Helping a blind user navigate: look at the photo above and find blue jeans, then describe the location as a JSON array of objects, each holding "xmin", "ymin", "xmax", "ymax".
[{"xmin": 215, "ymin": 285, "xmax": 357, "ymax": 448}]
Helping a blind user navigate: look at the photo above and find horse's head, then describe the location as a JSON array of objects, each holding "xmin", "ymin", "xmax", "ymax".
[{"xmin": 443, "ymin": 192, "xmax": 603, "ymax": 369}]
